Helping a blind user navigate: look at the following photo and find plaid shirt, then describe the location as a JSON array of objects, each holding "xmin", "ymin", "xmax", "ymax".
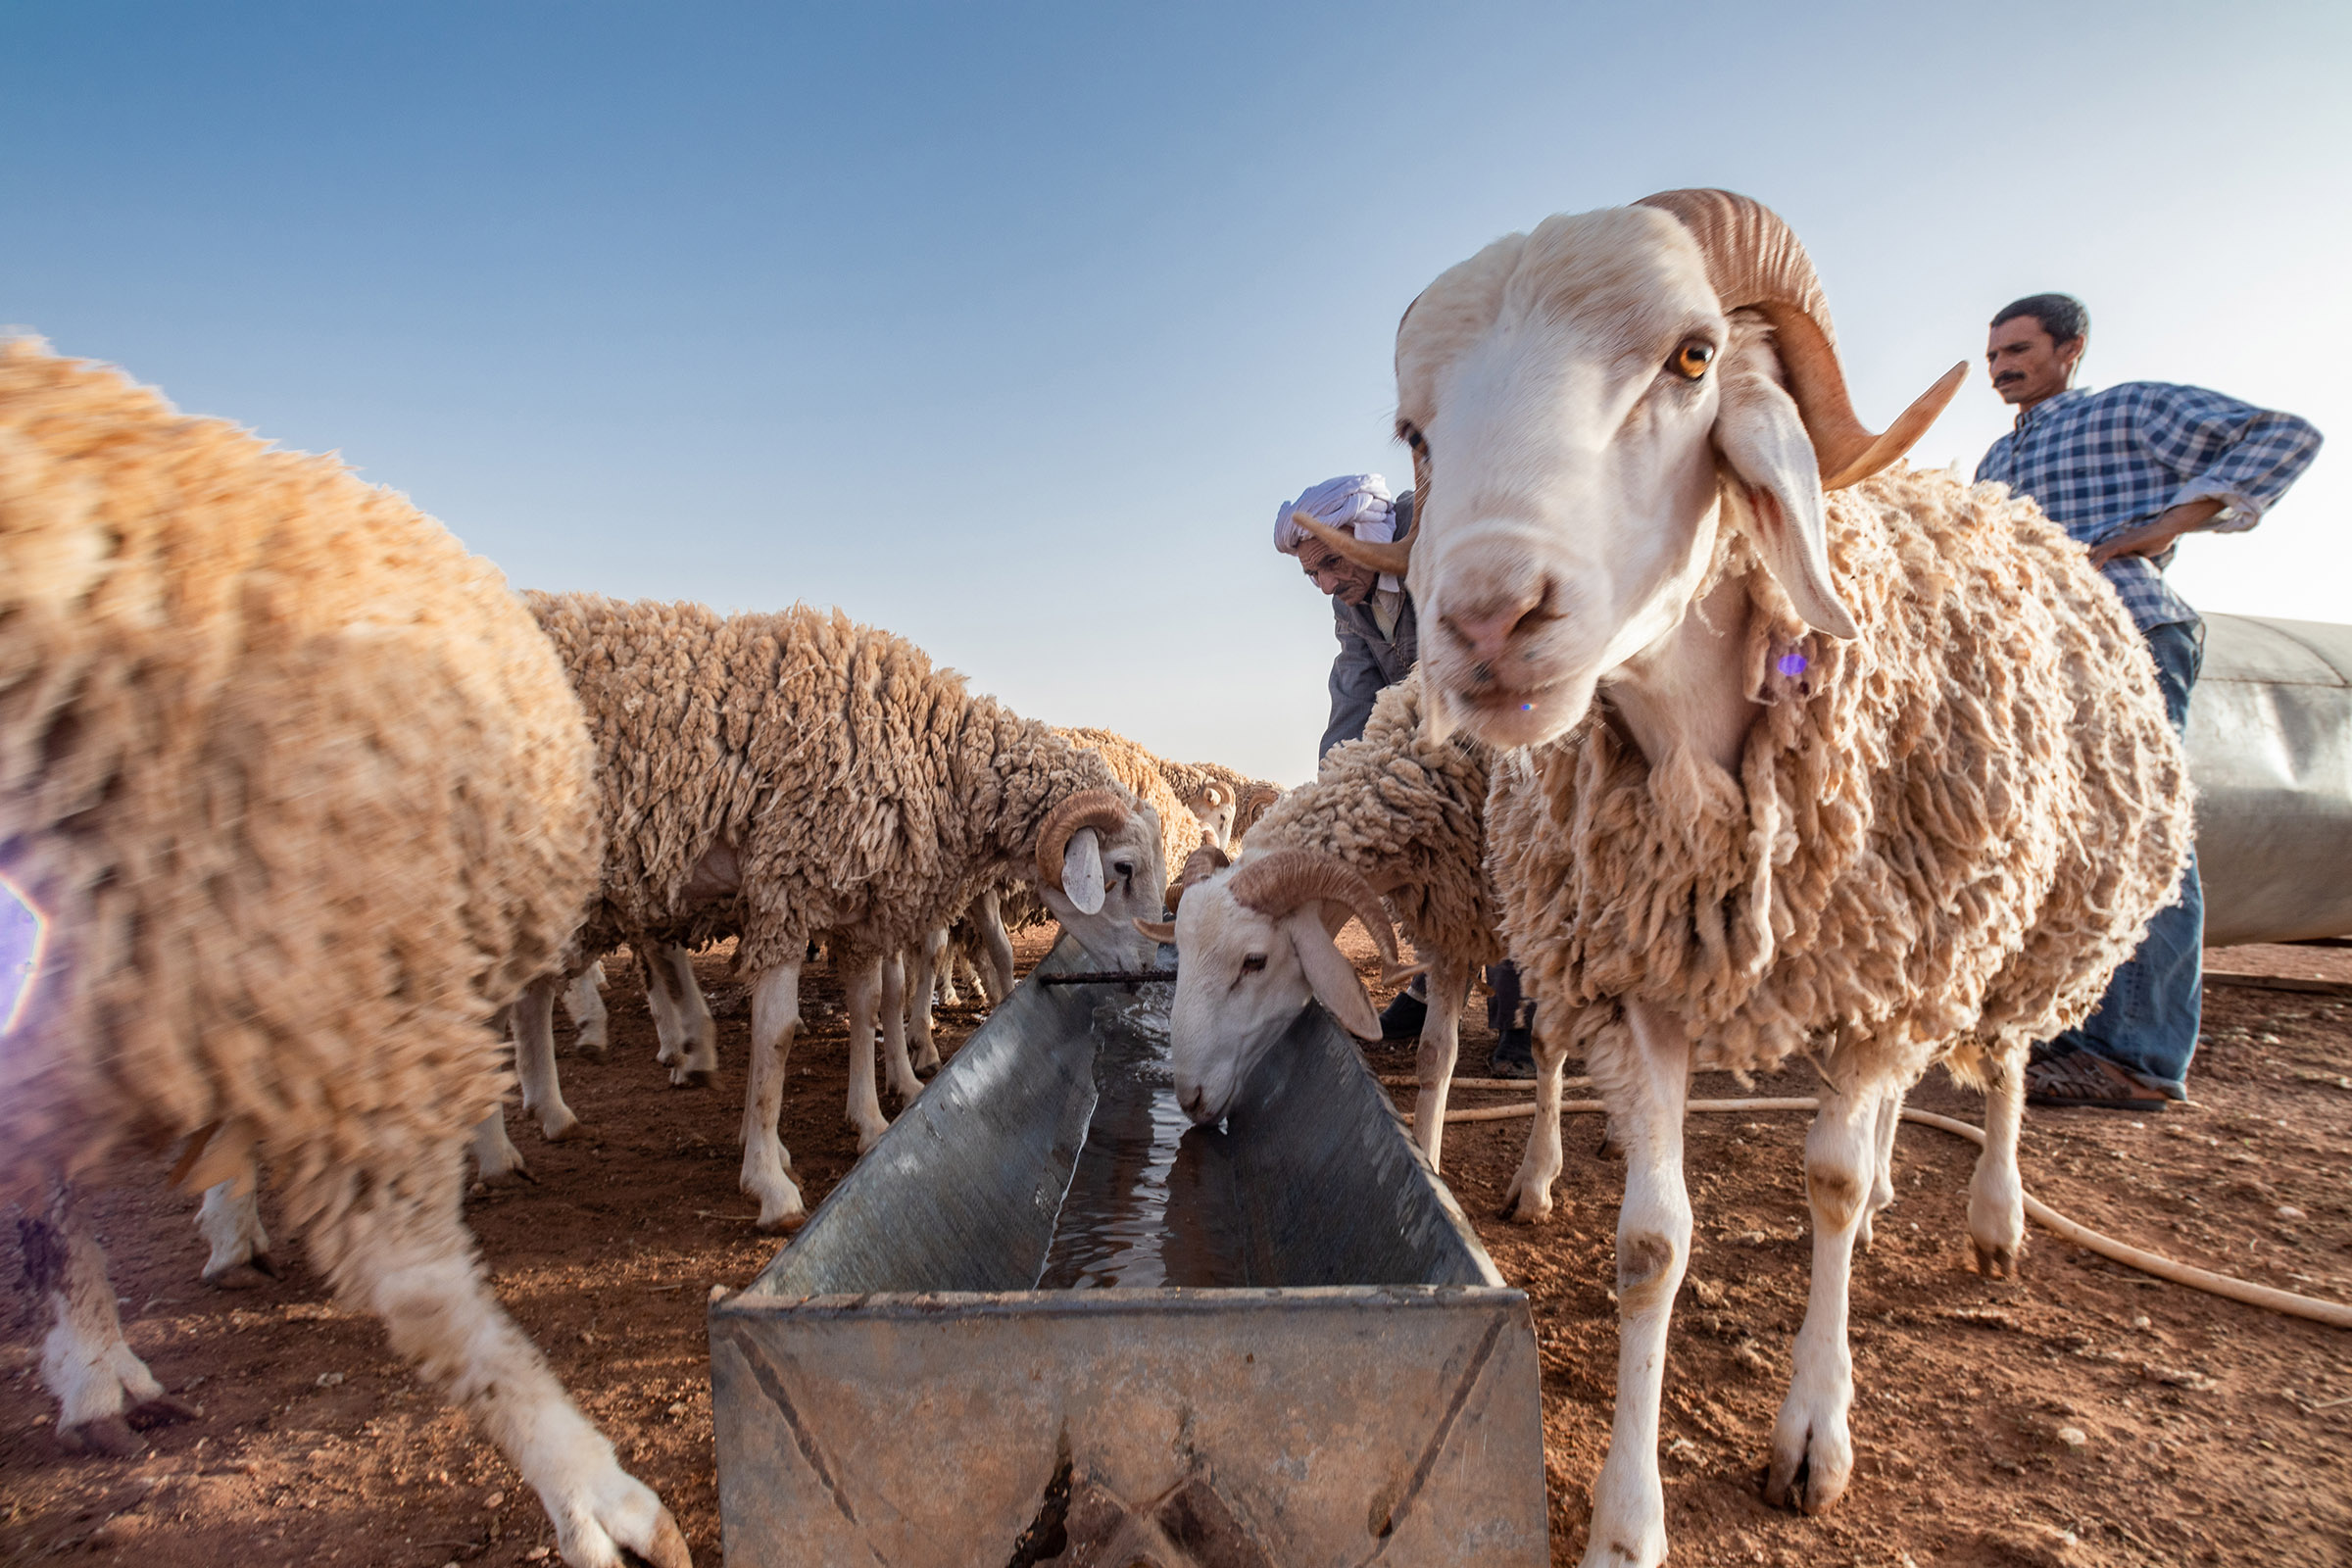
[{"xmin": 1975, "ymin": 382, "xmax": 2323, "ymax": 631}]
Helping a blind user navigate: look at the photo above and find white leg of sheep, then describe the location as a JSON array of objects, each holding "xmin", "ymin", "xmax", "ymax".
[
  {"xmin": 1965, "ymin": 1049, "xmax": 2028, "ymax": 1277},
  {"xmin": 1762, "ymin": 1078, "xmax": 1886, "ymax": 1516},
  {"xmin": 1410, "ymin": 956, "xmax": 1471, "ymax": 1173},
  {"xmin": 935, "ymin": 942, "xmax": 963, "ymax": 1006},
  {"xmin": 645, "ymin": 944, "xmax": 718, "ymax": 1087},
  {"xmin": 1580, "ymin": 1000, "xmax": 1691, "ymax": 1568},
  {"xmin": 195, "ymin": 1166, "xmax": 275, "ymax": 1288},
  {"xmin": 319, "ymin": 1149, "xmax": 690, "ymax": 1568},
  {"xmin": 906, "ymin": 929, "xmax": 947, "ymax": 1073},
  {"xmin": 471, "ymin": 1104, "xmax": 530, "ymax": 1184},
  {"xmin": 1500, "ymin": 1015, "xmax": 1576, "ymax": 1223},
  {"xmin": 512, "ymin": 976, "xmax": 581, "ymax": 1143},
  {"xmin": 877, "ymin": 951, "xmax": 924, "ymax": 1111},
  {"xmin": 563, "ymin": 960, "xmax": 610, "ymax": 1061},
  {"xmin": 1854, "ymin": 1082, "xmax": 1903, "ymax": 1253},
  {"xmin": 976, "ymin": 888, "xmax": 1016, "ymax": 1004},
  {"xmin": 23, "ymin": 1184, "xmax": 197, "ymax": 1456},
  {"xmin": 737, "ymin": 960, "xmax": 808, "ymax": 1230}
]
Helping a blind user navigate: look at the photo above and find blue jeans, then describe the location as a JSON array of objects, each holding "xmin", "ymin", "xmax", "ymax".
[{"xmin": 2045, "ymin": 619, "xmax": 2203, "ymax": 1097}]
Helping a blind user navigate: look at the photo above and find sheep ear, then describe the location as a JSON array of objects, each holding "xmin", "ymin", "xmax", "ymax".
[
  {"xmin": 1283, "ymin": 909, "xmax": 1380, "ymax": 1040},
  {"xmin": 1061, "ymin": 827, "xmax": 1106, "ymax": 914},
  {"xmin": 1713, "ymin": 354, "xmax": 1860, "ymax": 640}
]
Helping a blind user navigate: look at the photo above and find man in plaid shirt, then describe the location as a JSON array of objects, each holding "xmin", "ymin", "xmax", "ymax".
[{"xmin": 1977, "ymin": 293, "xmax": 2322, "ymax": 1108}]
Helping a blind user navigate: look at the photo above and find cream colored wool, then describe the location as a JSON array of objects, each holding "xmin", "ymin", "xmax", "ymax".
[
  {"xmin": 1157, "ymin": 757, "xmax": 1285, "ymax": 843},
  {"xmin": 533, "ymin": 595, "xmax": 1155, "ymax": 972},
  {"xmin": 1247, "ymin": 678, "xmax": 1501, "ymax": 974},
  {"xmin": 1054, "ymin": 726, "xmax": 1212, "ymax": 885},
  {"xmin": 1488, "ymin": 466, "xmax": 2193, "ymax": 1091},
  {"xmin": 0, "ymin": 342, "xmax": 601, "ymax": 1221}
]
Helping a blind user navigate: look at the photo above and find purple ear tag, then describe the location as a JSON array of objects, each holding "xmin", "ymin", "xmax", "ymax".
[{"xmin": 1776, "ymin": 652, "xmax": 1808, "ymax": 679}]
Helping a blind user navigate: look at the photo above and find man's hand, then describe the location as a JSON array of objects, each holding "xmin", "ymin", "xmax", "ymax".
[{"xmin": 2086, "ymin": 498, "xmax": 2228, "ymax": 567}]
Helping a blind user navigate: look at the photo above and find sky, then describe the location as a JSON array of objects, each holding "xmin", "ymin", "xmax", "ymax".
[{"xmin": 6, "ymin": 1, "xmax": 2347, "ymax": 784}]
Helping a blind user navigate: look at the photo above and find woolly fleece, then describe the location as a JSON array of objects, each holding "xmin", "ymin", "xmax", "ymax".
[{"xmin": 1488, "ymin": 466, "xmax": 2193, "ymax": 1089}]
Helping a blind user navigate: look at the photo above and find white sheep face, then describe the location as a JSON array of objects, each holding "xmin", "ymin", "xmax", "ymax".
[
  {"xmin": 1040, "ymin": 811, "xmax": 1166, "ymax": 972},
  {"xmin": 1396, "ymin": 205, "xmax": 1845, "ymax": 750},
  {"xmin": 1164, "ymin": 872, "xmax": 1379, "ymax": 1125},
  {"xmin": 1187, "ymin": 789, "xmax": 1237, "ymax": 853}
]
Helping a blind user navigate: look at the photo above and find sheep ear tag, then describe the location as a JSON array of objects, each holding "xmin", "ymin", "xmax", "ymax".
[
  {"xmin": 1284, "ymin": 908, "xmax": 1380, "ymax": 1041},
  {"xmin": 1062, "ymin": 827, "xmax": 1107, "ymax": 914}
]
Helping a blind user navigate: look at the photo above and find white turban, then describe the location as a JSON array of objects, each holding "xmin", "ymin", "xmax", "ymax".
[{"xmin": 1272, "ymin": 474, "xmax": 1400, "ymax": 591}]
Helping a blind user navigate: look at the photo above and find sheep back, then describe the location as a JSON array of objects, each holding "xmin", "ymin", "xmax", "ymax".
[
  {"xmin": 533, "ymin": 594, "xmax": 1135, "ymax": 973},
  {"xmin": 1489, "ymin": 466, "xmax": 2191, "ymax": 1084},
  {"xmin": 1250, "ymin": 677, "xmax": 1502, "ymax": 970},
  {"xmin": 0, "ymin": 341, "xmax": 600, "ymax": 1200}
]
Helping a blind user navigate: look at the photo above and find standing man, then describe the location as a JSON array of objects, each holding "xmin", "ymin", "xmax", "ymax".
[
  {"xmin": 1978, "ymin": 293, "xmax": 2322, "ymax": 1109},
  {"xmin": 1275, "ymin": 474, "xmax": 1534, "ymax": 1074}
]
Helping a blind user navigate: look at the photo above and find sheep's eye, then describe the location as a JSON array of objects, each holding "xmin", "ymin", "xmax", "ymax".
[
  {"xmin": 1396, "ymin": 421, "xmax": 1426, "ymax": 453},
  {"xmin": 1241, "ymin": 954, "xmax": 1267, "ymax": 974},
  {"xmin": 1113, "ymin": 860, "xmax": 1135, "ymax": 881},
  {"xmin": 1672, "ymin": 341, "xmax": 1716, "ymax": 380}
]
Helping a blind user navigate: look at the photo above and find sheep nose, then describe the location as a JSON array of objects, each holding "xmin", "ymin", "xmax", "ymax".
[
  {"xmin": 1445, "ymin": 588, "xmax": 1547, "ymax": 667},
  {"xmin": 1179, "ymin": 1086, "xmax": 1206, "ymax": 1119}
]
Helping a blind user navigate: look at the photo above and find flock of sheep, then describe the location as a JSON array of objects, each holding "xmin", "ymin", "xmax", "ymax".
[{"xmin": 2, "ymin": 186, "xmax": 2192, "ymax": 1568}]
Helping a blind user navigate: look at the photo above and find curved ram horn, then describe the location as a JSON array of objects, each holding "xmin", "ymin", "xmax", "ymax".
[
  {"xmin": 1035, "ymin": 788, "xmax": 1135, "ymax": 893},
  {"xmin": 1634, "ymin": 188, "xmax": 1966, "ymax": 491},
  {"xmin": 1133, "ymin": 918, "xmax": 1176, "ymax": 945},
  {"xmin": 1293, "ymin": 512, "xmax": 1412, "ymax": 577},
  {"xmin": 1165, "ymin": 841, "xmax": 1232, "ymax": 914},
  {"xmin": 1226, "ymin": 850, "xmax": 1406, "ymax": 977}
]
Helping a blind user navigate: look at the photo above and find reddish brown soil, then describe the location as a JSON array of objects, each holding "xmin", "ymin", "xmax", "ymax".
[{"xmin": 4, "ymin": 936, "xmax": 2349, "ymax": 1566}]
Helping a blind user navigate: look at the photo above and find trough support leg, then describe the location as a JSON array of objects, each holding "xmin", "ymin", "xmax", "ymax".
[
  {"xmin": 1500, "ymin": 1012, "xmax": 1574, "ymax": 1223},
  {"xmin": 23, "ymin": 1182, "xmax": 195, "ymax": 1457},
  {"xmin": 1966, "ymin": 1049, "xmax": 2028, "ymax": 1277},
  {"xmin": 196, "ymin": 1163, "xmax": 276, "ymax": 1288},
  {"xmin": 1412, "ymin": 955, "xmax": 1470, "ymax": 1173},
  {"xmin": 739, "ymin": 960, "xmax": 808, "ymax": 1231},
  {"xmin": 314, "ymin": 1146, "xmax": 690, "ymax": 1568},
  {"xmin": 1580, "ymin": 1000, "xmax": 1690, "ymax": 1568},
  {"xmin": 1764, "ymin": 1077, "xmax": 1881, "ymax": 1516},
  {"xmin": 514, "ymin": 977, "xmax": 580, "ymax": 1143},
  {"xmin": 564, "ymin": 961, "xmax": 610, "ymax": 1061}
]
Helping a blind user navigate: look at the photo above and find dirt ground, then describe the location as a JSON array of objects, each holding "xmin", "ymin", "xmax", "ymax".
[{"xmin": 4, "ymin": 933, "xmax": 2349, "ymax": 1567}]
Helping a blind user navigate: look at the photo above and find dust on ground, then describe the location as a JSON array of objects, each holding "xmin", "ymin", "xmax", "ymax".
[{"xmin": 4, "ymin": 933, "xmax": 2348, "ymax": 1566}]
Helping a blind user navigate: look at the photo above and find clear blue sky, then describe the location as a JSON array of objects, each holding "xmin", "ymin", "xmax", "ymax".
[{"xmin": 7, "ymin": 1, "xmax": 2345, "ymax": 783}]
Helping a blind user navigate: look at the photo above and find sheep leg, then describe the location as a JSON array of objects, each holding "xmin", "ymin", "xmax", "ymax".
[
  {"xmin": 977, "ymin": 888, "xmax": 1015, "ymax": 1004},
  {"xmin": 1578, "ymin": 1000, "xmax": 1690, "ymax": 1568},
  {"xmin": 1855, "ymin": 1082, "xmax": 1903, "ymax": 1253},
  {"xmin": 314, "ymin": 1148, "xmax": 689, "ymax": 1568},
  {"xmin": 645, "ymin": 945, "xmax": 718, "ymax": 1087},
  {"xmin": 196, "ymin": 1163, "xmax": 276, "ymax": 1288},
  {"xmin": 738, "ymin": 960, "xmax": 808, "ymax": 1231},
  {"xmin": 22, "ymin": 1184, "xmax": 196, "ymax": 1457},
  {"xmin": 1499, "ymin": 1015, "xmax": 1573, "ymax": 1223},
  {"xmin": 512, "ymin": 976, "xmax": 580, "ymax": 1142},
  {"xmin": 470, "ymin": 1104, "xmax": 530, "ymax": 1184},
  {"xmin": 907, "ymin": 929, "xmax": 947, "ymax": 1073},
  {"xmin": 878, "ymin": 951, "xmax": 925, "ymax": 1106},
  {"xmin": 1966, "ymin": 1051, "xmax": 2028, "ymax": 1278},
  {"xmin": 935, "ymin": 942, "xmax": 963, "ymax": 1006},
  {"xmin": 1411, "ymin": 955, "xmax": 1470, "ymax": 1173},
  {"xmin": 839, "ymin": 956, "xmax": 894, "ymax": 1151},
  {"xmin": 1763, "ymin": 1078, "xmax": 1883, "ymax": 1517},
  {"xmin": 563, "ymin": 960, "xmax": 610, "ymax": 1061}
]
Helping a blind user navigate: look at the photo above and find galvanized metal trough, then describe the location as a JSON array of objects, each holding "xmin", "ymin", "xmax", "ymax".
[{"xmin": 709, "ymin": 938, "xmax": 1547, "ymax": 1567}]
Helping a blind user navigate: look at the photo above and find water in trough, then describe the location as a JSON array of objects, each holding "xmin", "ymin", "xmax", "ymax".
[{"xmin": 1034, "ymin": 992, "xmax": 1250, "ymax": 1289}]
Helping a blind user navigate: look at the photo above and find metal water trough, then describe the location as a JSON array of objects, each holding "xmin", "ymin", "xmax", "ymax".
[{"xmin": 709, "ymin": 938, "xmax": 1546, "ymax": 1567}]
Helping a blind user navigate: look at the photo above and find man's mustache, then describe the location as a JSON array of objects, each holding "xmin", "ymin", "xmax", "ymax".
[{"xmin": 1993, "ymin": 371, "xmax": 2026, "ymax": 385}]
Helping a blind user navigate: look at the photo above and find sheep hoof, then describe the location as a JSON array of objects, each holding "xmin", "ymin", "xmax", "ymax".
[
  {"xmin": 1970, "ymin": 1237, "xmax": 2023, "ymax": 1279},
  {"xmin": 571, "ymin": 1038, "xmax": 610, "ymax": 1063},
  {"xmin": 202, "ymin": 1251, "xmax": 280, "ymax": 1291},
  {"xmin": 129, "ymin": 1393, "xmax": 200, "ymax": 1428},
  {"xmin": 854, "ymin": 1121, "xmax": 890, "ymax": 1154},
  {"xmin": 1497, "ymin": 1179, "xmax": 1551, "ymax": 1225},
  {"xmin": 57, "ymin": 1414, "xmax": 143, "ymax": 1458},
  {"xmin": 669, "ymin": 1067, "xmax": 715, "ymax": 1090},
  {"xmin": 538, "ymin": 1111, "xmax": 583, "ymax": 1142}
]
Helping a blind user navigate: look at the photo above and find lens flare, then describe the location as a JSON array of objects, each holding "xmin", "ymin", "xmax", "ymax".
[{"xmin": 0, "ymin": 871, "xmax": 47, "ymax": 1037}]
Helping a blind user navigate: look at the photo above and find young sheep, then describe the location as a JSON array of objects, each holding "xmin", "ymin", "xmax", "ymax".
[
  {"xmin": 1360, "ymin": 189, "xmax": 2194, "ymax": 1567},
  {"xmin": 0, "ymin": 341, "xmax": 685, "ymax": 1568},
  {"xmin": 1152, "ymin": 675, "xmax": 1500, "ymax": 1169},
  {"xmin": 522, "ymin": 593, "xmax": 1169, "ymax": 1229}
]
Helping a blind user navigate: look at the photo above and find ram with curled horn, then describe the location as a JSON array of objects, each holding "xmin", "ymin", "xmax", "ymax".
[{"xmin": 1156, "ymin": 847, "xmax": 1418, "ymax": 1128}]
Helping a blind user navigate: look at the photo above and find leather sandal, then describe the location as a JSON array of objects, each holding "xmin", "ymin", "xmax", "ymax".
[{"xmin": 2025, "ymin": 1049, "xmax": 2171, "ymax": 1110}]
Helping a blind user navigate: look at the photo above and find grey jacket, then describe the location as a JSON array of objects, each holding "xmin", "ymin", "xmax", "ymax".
[{"xmin": 1317, "ymin": 490, "xmax": 1418, "ymax": 762}]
